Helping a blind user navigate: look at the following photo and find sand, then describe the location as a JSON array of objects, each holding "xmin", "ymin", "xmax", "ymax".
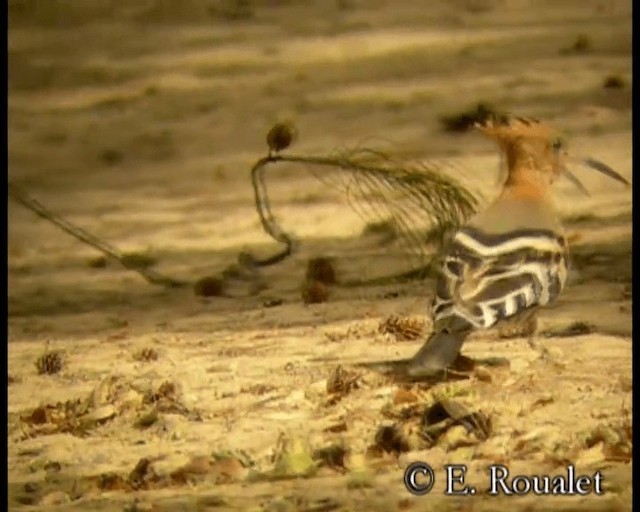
[{"xmin": 8, "ymin": 1, "xmax": 632, "ymax": 510}]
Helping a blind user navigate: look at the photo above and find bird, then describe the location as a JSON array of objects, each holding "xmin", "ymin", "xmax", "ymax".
[
  {"xmin": 266, "ymin": 121, "xmax": 298, "ymax": 157},
  {"xmin": 403, "ymin": 115, "xmax": 630, "ymax": 378}
]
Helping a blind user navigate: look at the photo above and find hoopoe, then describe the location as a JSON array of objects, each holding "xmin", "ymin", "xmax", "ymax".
[{"xmin": 405, "ymin": 115, "xmax": 630, "ymax": 378}]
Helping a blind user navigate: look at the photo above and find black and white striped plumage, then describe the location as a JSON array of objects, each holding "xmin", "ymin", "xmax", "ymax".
[
  {"xmin": 432, "ymin": 224, "xmax": 568, "ymax": 333},
  {"xmin": 405, "ymin": 115, "xmax": 628, "ymax": 378},
  {"xmin": 406, "ymin": 202, "xmax": 569, "ymax": 377}
]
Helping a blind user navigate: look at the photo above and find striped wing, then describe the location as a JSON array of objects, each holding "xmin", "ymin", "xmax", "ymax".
[{"xmin": 431, "ymin": 227, "xmax": 569, "ymax": 331}]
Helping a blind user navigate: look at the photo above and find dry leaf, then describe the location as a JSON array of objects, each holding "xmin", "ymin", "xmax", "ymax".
[{"xmin": 393, "ymin": 388, "xmax": 419, "ymax": 405}]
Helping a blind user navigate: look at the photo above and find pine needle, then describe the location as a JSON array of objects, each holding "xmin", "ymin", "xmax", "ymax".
[{"xmin": 249, "ymin": 143, "xmax": 479, "ymax": 282}]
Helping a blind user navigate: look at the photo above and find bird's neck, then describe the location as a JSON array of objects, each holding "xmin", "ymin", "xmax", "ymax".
[
  {"xmin": 500, "ymin": 166, "xmax": 550, "ymax": 200},
  {"xmin": 499, "ymin": 143, "xmax": 554, "ymax": 199}
]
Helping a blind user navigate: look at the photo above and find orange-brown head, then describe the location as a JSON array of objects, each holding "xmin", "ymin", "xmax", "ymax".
[
  {"xmin": 476, "ymin": 115, "xmax": 629, "ymax": 197},
  {"xmin": 476, "ymin": 116, "xmax": 566, "ymax": 193}
]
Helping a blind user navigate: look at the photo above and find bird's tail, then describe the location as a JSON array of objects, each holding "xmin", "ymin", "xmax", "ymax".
[{"xmin": 405, "ymin": 327, "xmax": 471, "ymax": 378}]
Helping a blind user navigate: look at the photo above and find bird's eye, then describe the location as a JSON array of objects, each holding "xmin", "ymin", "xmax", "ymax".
[{"xmin": 552, "ymin": 138, "xmax": 564, "ymax": 151}]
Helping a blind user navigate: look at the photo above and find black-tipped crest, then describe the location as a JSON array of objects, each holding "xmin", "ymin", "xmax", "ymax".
[
  {"xmin": 475, "ymin": 114, "xmax": 556, "ymax": 143},
  {"xmin": 479, "ymin": 114, "xmax": 630, "ymax": 192}
]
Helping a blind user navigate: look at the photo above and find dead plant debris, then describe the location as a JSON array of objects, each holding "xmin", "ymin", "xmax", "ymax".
[
  {"xmin": 95, "ymin": 452, "xmax": 252, "ymax": 493},
  {"xmin": 326, "ymin": 365, "xmax": 362, "ymax": 397},
  {"xmin": 133, "ymin": 408, "xmax": 159, "ymax": 429},
  {"xmin": 18, "ymin": 375, "xmax": 200, "ymax": 439},
  {"xmin": 128, "ymin": 457, "xmax": 159, "ymax": 490},
  {"xmin": 312, "ymin": 443, "xmax": 348, "ymax": 472},
  {"xmin": 306, "ymin": 256, "xmax": 338, "ymax": 285},
  {"xmin": 250, "ymin": 136, "xmax": 478, "ymax": 283},
  {"xmin": 142, "ymin": 380, "xmax": 197, "ymax": 418},
  {"xmin": 372, "ymin": 398, "xmax": 492, "ymax": 455},
  {"xmin": 88, "ymin": 252, "xmax": 157, "ymax": 270},
  {"xmin": 497, "ymin": 314, "xmax": 538, "ymax": 339},
  {"xmin": 378, "ymin": 315, "xmax": 426, "ymax": 341},
  {"xmin": 302, "ymin": 279, "xmax": 330, "ymax": 304},
  {"xmin": 585, "ymin": 421, "xmax": 632, "ymax": 463},
  {"xmin": 560, "ymin": 33, "xmax": 593, "ymax": 55},
  {"xmin": 546, "ymin": 321, "xmax": 596, "ymax": 337},
  {"xmin": 323, "ymin": 420, "xmax": 348, "ymax": 433},
  {"xmin": 603, "ymin": 74, "xmax": 626, "ymax": 89},
  {"xmin": 35, "ymin": 350, "xmax": 64, "ymax": 375},
  {"xmin": 621, "ymin": 283, "xmax": 632, "ymax": 299},
  {"xmin": 21, "ymin": 398, "xmax": 96, "ymax": 438},
  {"xmin": 133, "ymin": 347, "xmax": 159, "ymax": 362},
  {"xmin": 241, "ymin": 383, "xmax": 278, "ymax": 395},
  {"xmin": 193, "ymin": 275, "xmax": 227, "ymax": 297},
  {"xmin": 266, "ymin": 121, "xmax": 298, "ymax": 156},
  {"xmin": 262, "ymin": 297, "xmax": 284, "ymax": 308},
  {"xmin": 361, "ymin": 219, "xmax": 399, "ymax": 240},
  {"xmin": 393, "ymin": 388, "xmax": 419, "ymax": 405},
  {"xmin": 260, "ymin": 434, "xmax": 318, "ymax": 480}
]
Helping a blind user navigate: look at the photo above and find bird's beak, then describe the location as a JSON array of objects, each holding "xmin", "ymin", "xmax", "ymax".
[
  {"xmin": 579, "ymin": 157, "xmax": 631, "ymax": 187},
  {"xmin": 561, "ymin": 156, "xmax": 631, "ymax": 196},
  {"xmin": 561, "ymin": 165, "xmax": 591, "ymax": 197}
]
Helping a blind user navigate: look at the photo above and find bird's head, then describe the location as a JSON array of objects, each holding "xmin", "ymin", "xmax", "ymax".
[{"xmin": 475, "ymin": 115, "xmax": 630, "ymax": 195}]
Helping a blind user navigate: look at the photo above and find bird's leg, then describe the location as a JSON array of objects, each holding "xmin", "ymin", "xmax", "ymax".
[
  {"xmin": 405, "ymin": 328, "xmax": 467, "ymax": 378},
  {"xmin": 523, "ymin": 312, "xmax": 553, "ymax": 362},
  {"xmin": 527, "ymin": 331, "xmax": 552, "ymax": 363}
]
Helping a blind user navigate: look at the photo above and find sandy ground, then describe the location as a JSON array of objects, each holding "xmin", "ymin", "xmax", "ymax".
[{"xmin": 8, "ymin": 1, "xmax": 632, "ymax": 511}]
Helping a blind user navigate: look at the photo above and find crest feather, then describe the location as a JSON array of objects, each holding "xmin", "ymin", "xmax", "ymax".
[{"xmin": 475, "ymin": 114, "xmax": 559, "ymax": 142}]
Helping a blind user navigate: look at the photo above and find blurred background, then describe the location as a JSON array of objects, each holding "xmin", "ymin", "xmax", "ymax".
[{"xmin": 8, "ymin": 0, "xmax": 632, "ymax": 312}]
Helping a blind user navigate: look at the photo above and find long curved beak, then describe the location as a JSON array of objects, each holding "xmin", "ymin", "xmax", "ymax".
[
  {"xmin": 580, "ymin": 157, "xmax": 631, "ymax": 187},
  {"xmin": 560, "ymin": 155, "xmax": 631, "ymax": 196},
  {"xmin": 561, "ymin": 165, "xmax": 591, "ymax": 196}
]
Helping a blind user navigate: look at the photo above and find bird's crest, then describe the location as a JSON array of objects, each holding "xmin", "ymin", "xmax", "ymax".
[
  {"xmin": 474, "ymin": 115, "xmax": 559, "ymax": 143},
  {"xmin": 475, "ymin": 114, "xmax": 630, "ymax": 193}
]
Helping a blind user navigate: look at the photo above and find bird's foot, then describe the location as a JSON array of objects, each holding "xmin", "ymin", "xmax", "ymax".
[
  {"xmin": 404, "ymin": 329, "xmax": 466, "ymax": 378},
  {"xmin": 527, "ymin": 336, "xmax": 565, "ymax": 369},
  {"xmin": 527, "ymin": 335, "xmax": 548, "ymax": 359},
  {"xmin": 351, "ymin": 356, "xmax": 450, "ymax": 382},
  {"xmin": 354, "ymin": 353, "xmax": 509, "ymax": 382},
  {"xmin": 404, "ymin": 352, "xmax": 449, "ymax": 379}
]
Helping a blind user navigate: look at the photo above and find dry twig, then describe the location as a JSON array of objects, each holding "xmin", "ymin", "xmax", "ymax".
[{"xmin": 8, "ymin": 182, "xmax": 185, "ymax": 288}]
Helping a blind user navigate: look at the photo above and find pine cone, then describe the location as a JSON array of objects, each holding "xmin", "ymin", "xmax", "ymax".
[
  {"xmin": 266, "ymin": 121, "xmax": 298, "ymax": 155},
  {"xmin": 306, "ymin": 257, "xmax": 337, "ymax": 285},
  {"xmin": 35, "ymin": 351, "xmax": 64, "ymax": 375},
  {"xmin": 378, "ymin": 315, "xmax": 426, "ymax": 341}
]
